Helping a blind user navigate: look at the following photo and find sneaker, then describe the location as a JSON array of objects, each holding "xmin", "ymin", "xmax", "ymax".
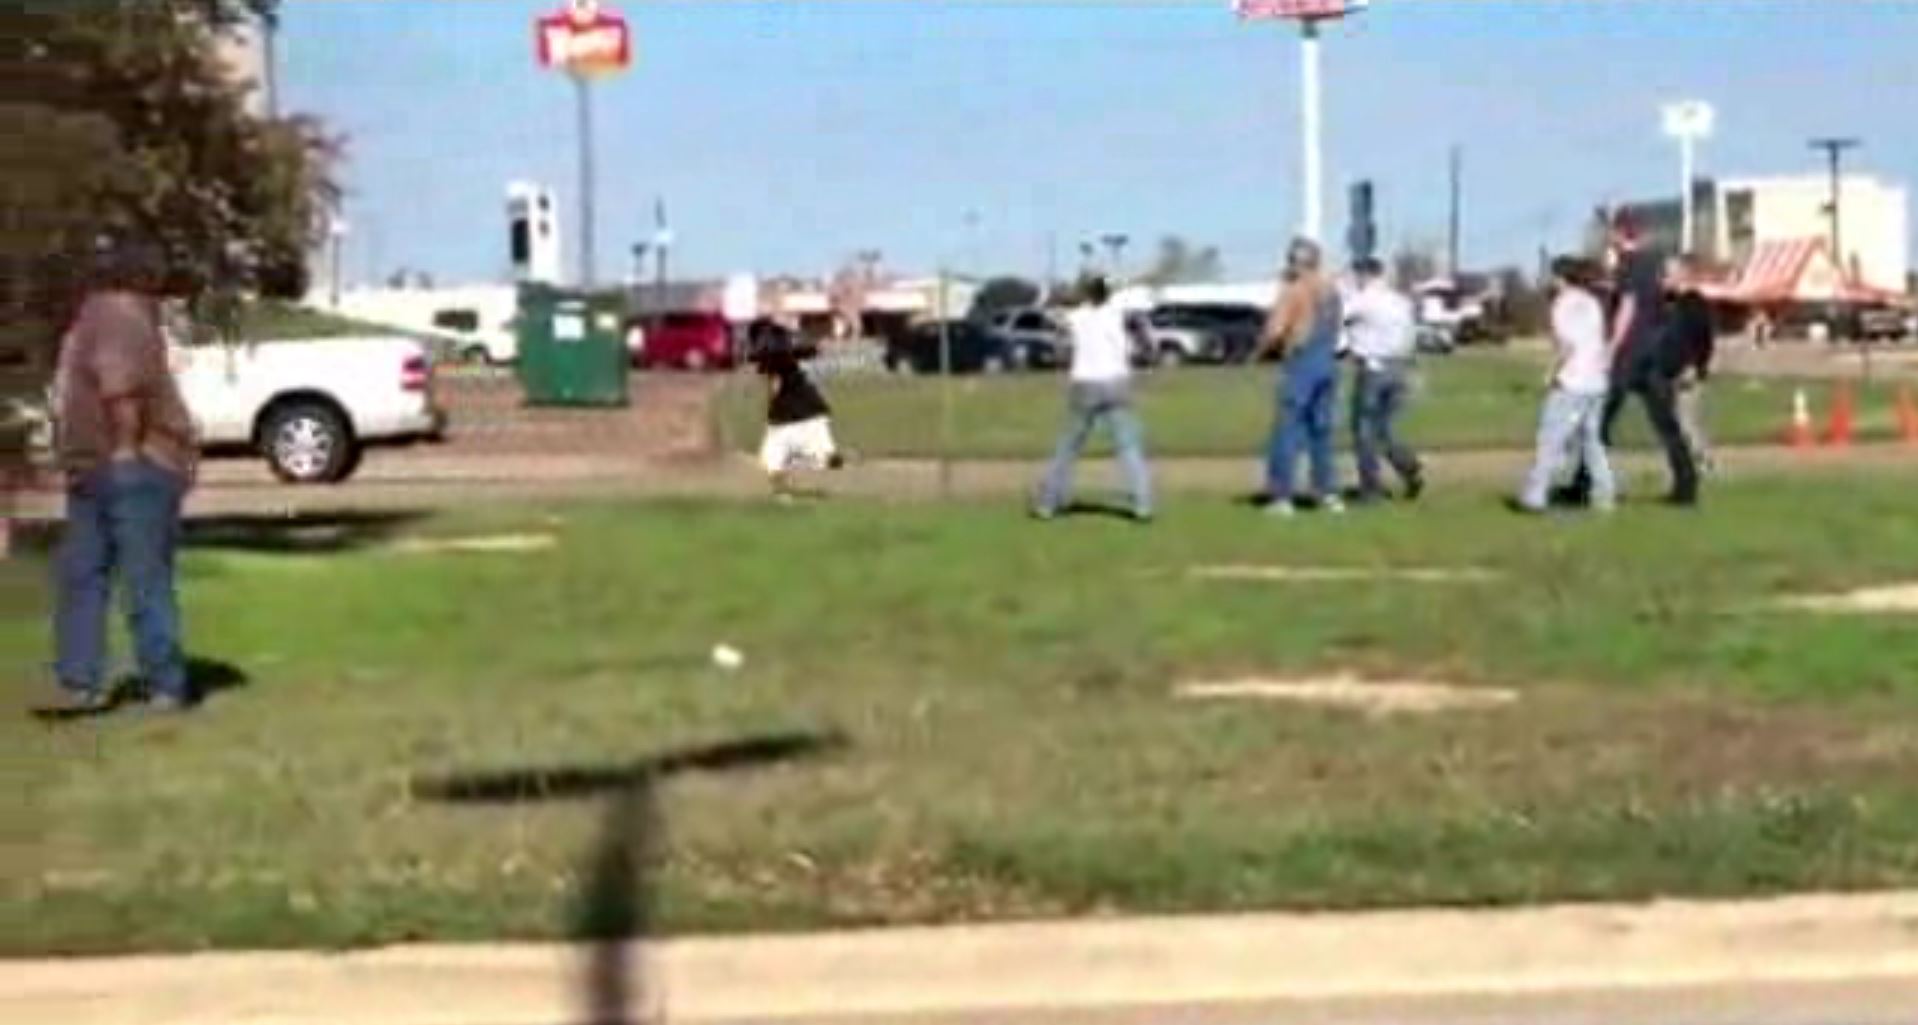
[
  {"xmin": 1030, "ymin": 506, "xmax": 1058, "ymax": 522},
  {"xmin": 1130, "ymin": 509, "xmax": 1155, "ymax": 525},
  {"xmin": 1321, "ymin": 495, "xmax": 1347, "ymax": 516},
  {"xmin": 31, "ymin": 686, "xmax": 115, "ymax": 719},
  {"xmin": 1403, "ymin": 471, "xmax": 1426, "ymax": 502},
  {"xmin": 1265, "ymin": 499, "xmax": 1299, "ymax": 519},
  {"xmin": 1505, "ymin": 496, "xmax": 1548, "ymax": 516},
  {"xmin": 145, "ymin": 693, "xmax": 198, "ymax": 715}
]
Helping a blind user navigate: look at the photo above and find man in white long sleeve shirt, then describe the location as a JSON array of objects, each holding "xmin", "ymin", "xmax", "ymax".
[{"xmin": 1341, "ymin": 258, "xmax": 1424, "ymax": 503}]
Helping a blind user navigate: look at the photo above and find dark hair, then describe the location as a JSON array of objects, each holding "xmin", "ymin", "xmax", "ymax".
[
  {"xmin": 1352, "ymin": 257, "xmax": 1385, "ymax": 278},
  {"xmin": 1082, "ymin": 276, "xmax": 1110, "ymax": 305},
  {"xmin": 1551, "ymin": 255, "xmax": 1596, "ymax": 287},
  {"xmin": 89, "ymin": 236, "xmax": 168, "ymax": 293}
]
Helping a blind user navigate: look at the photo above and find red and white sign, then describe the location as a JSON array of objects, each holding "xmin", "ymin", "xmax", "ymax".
[
  {"xmin": 1233, "ymin": 0, "xmax": 1369, "ymax": 20},
  {"xmin": 537, "ymin": 0, "xmax": 632, "ymax": 77}
]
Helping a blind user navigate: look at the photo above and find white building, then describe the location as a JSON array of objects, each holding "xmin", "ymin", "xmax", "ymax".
[{"xmin": 1708, "ymin": 175, "xmax": 1909, "ymax": 294}]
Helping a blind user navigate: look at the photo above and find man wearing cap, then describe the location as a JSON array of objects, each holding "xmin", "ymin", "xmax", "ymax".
[
  {"xmin": 1341, "ymin": 257, "xmax": 1424, "ymax": 503},
  {"xmin": 41, "ymin": 241, "xmax": 198, "ymax": 714},
  {"xmin": 1254, "ymin": 238, "xmax": 1345, "ymax": 516}
]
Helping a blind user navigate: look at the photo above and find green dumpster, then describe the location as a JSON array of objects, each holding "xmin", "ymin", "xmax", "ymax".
[{"xmin": 515, "ymin": 284, "xmax": 630, "ymax": 408}]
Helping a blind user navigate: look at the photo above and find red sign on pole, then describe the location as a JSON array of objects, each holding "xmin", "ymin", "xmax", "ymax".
[
  {"xmin": 1233, "ymin": 0, "xmax": 1368, "ymax": 20},
  {"xmin": 537, "ymin": 0, "xmax": 632, "ymax": 77}
]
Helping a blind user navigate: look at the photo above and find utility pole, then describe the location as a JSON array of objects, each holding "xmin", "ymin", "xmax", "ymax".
[
  {"xmin": 1809, "ymin": 137, "xmax": 1862, "ymax": 277},
  {"xmin": 1100, "ymin": 233, "xmax": 1130, "ymax": 279},
  {"xmin": 1447, "ymin": 145, "xmax": 1462, "ymax": 277}
]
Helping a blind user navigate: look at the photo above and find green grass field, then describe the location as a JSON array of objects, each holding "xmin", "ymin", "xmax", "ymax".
[
  {"xmin": 9, "ymin": 475, "xmax": 1918, "ymax": 954},
  {"xmin": 718, "ymin": 352, "xmax": 1902, "ymax": 459}
]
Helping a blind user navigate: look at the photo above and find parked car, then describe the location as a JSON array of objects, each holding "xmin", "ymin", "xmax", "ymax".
[
  {"xmin": 167, "ymin": 329, "xmax": 446, "ymax": 484},
  {"xmin": 886, "ymin": 320, "xmax": 1018, "ymax": 374},
  {"xmin": 633, "ymin": 311, "xmax": 736, "ymax": 371},
  {"xmin": 1143, "ymin": 303, "xmax": 1267, "ymax": 365},
  {"xmin": 1414, "ymin": 279, "xmax": 1492, "ymax": 348},
  {"xmin": 1856, "ymin": 305, "xmax": 1915, "ymax": 343},
  {"xmin": 986, "ymin": 308, "xmax": 1070, "ymax": 369}
]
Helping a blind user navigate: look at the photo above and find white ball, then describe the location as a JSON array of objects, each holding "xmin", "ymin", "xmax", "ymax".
[{"xmin": 711, "ymin": 644, "xmax": 745, "ymax": 671}]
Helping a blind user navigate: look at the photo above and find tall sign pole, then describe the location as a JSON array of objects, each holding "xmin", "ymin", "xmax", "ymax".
[
  {"xmin": 1662, "ymin": 100, "xmax": 1715, "ymax": 256},
  {"xmin": 1299, "ymin": 18, "xmax": 1323, "ymax": 242},
  {"xmin": 537, "ymin": 0, "xmax": 633, "ymax": 288},
  {"xmin": 1235, "ymin": 0, "xmax": 1368, "ymax": 245}
]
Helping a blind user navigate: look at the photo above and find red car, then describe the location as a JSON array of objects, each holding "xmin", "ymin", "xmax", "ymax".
[{"xmin": 631, "ymin": 312, "xmax": 736, "ymax": 371}]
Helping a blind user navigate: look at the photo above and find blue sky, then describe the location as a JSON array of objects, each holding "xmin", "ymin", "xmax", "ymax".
[{"xmin": 281, "ymin": 0, "xmax": 1917, "ymax": 285}]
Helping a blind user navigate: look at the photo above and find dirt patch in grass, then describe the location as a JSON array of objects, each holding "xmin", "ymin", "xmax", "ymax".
[
  {"xmin": 1782, "ymin": 582, "xmax": 1918, "ymax": 614},
  {"xmin": 1176, "ymin": 675, "xmax": 1520, "ymax": 717},
  {"xmin": 1189, "ymin": 564, "xmax": 1501, "ymax": 584},
  {"xmin": 390, "ymin": 533, "xmax": 558, "ymax": 555}
]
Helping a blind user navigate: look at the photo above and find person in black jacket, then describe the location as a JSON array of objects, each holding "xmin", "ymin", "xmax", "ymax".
[
  {"xmin": 1562, "ymin": 217, "xmax": 1700, "ymax": 507},
  {"xmin": 1665, "ymin": 256, "xmax": 1717, "ymax": 475},
  {"xmin": 748, "ymin": 318, "xmax": 845, "ymax": 501}
]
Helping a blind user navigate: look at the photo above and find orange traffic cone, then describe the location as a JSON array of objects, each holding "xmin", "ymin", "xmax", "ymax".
[
  {"xmin": 1898, "ymin": 384, "xmax": 1918, "ymax": 445},
  {"xmin": 1785, "ymin": 387, "xmax": 1816, "ymax": 449},
  {"xmin": 1824, "ymin": 381, "xmax": 1856, "ymax": 448}
]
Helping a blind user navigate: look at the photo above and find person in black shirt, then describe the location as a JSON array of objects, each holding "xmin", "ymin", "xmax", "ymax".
[
  {"xmin": 749, "ymin": 318, "xmax": 843, "ymax": 500},
  {"xmin": 1568, "ymin": 217, "xmax": 1700, "ymax": 507},
  {"xmin": 1665, "ymin": 255, "xmax": 1717, "ymax": 475}
]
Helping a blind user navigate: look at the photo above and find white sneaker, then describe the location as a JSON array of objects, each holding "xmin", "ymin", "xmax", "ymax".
[
  {"xmin": 1321, "ymin": 495, "xmax": 1347, "ymax": 515},
  {"xmin": 1265, "ymin": 499, "xmax": 1299, "ymax": 519}
]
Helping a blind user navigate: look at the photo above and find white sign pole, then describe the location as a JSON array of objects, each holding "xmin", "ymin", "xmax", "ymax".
[
  {"xmin": 1661, "ymin": 100, "xmax": 1714, "ymax": 257},
  {"xmin": 1679, "ymin": 134, "xmax": 1696, "ymax": 255},
  {"xmin": 1299, "ymin": 19, "xmax": 1324, "ymax": 243}
]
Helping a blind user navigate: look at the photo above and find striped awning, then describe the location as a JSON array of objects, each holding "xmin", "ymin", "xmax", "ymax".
[
  {"xmin": 1704, "ymin": 237, "xmax": 1901, "ymax": 306},
  {"xmin": 1735, "ymin": 239, "xmax": 1825, "ymax": 303}
]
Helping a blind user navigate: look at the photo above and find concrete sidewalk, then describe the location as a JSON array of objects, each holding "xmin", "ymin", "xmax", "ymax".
[{"xmin": 8, "ymin": 892, "xmax": 1918, "ymax": 1025}]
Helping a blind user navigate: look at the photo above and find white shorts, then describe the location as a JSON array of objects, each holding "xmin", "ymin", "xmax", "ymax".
[{"xmin": 760, "ymin": 416, "xmax": 838, "ymax": 474}]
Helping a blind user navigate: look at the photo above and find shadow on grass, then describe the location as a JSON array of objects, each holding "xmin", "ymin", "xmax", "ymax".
[
  {"xmin": 182, "ymin": 510, "xmax": 434, "ymax": 555},
  {"xmin": 31, "ymin": 654, "xmax": 251, "ymax": 723},
  {"xmin": 1049, "ymin": 500, "xmax": 1148, "ymax": 523},
  {"xmin": 414, "ymin": 729, "xmax": 851, "ymax": 1025}
]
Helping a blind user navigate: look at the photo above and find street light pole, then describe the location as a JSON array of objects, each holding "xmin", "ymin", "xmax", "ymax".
[{"xmin": 1662, "ymin": 101, "xmax": 1715, "ymax": 257}]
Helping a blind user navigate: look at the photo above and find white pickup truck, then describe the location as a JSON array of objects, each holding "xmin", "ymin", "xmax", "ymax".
[{"xmin": 168, "ymin": 334, "xmax": 446, "ymax": 484}]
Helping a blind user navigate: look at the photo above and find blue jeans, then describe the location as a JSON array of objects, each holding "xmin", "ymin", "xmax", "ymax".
[
  {"xmin": 1266, "ymin": 368, "xmax": 1339, "ymax": 501},
  {"xmin": 1350, "ymin": 365, "xmax": 1421, "ymax": 497},
  {"xmin": 1521, "ymin": 389, "xmax": 1615, "ymax": 511},
  {"xmin": 1037, "ymin": 380, "xmax": 1153, "ymax": 516},
  {"xmin": 54, "ymin": 459, "xmax": 188, "ymax": 699}
]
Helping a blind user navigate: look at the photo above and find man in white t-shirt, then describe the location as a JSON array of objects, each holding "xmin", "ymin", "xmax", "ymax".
[
  {"xmin": 1340, "ymin": 258, "xmax": 1424, "ymax": 503},
  {"xmin": 1032, "ymin": 277, "xmax": 1153, "ymax": 522},
  {"xmin": 1517, "ymin": 256, "xmax": 1616, "ymax": 513}
]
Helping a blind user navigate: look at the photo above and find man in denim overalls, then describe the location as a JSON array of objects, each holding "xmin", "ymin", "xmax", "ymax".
[{"xmin": 1254, "ymin": 238, "xmax": 1344, "ymax": 517}]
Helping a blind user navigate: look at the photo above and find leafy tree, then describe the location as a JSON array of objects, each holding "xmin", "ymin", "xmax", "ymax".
[
  {"xmin": 1136, "ymin": 236, "xmax": 1224, "ymax": 287},
  {"xmin": 2, "ymin": 0, "xmax": 338, "ymax": 489},
  {"xmin": 968, "ymin": 276, "xmax": 1042, "ymax": 321},
  {"xmin": 1, "ymin": 0, "xmax": 339, "ymax": 367},
  {"xmin": 1389, "ymin": 243, "xmax": 1442, "ymax": 290}
]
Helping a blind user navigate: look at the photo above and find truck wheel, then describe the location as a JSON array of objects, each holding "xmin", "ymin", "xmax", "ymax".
[
  {"xmin": 1157, "ymin": 345, "xmax": 1186, "ymax": 368},
  {"xmin": 262, "ymin": 400, "xmax": 355, "ymax": 484}
]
